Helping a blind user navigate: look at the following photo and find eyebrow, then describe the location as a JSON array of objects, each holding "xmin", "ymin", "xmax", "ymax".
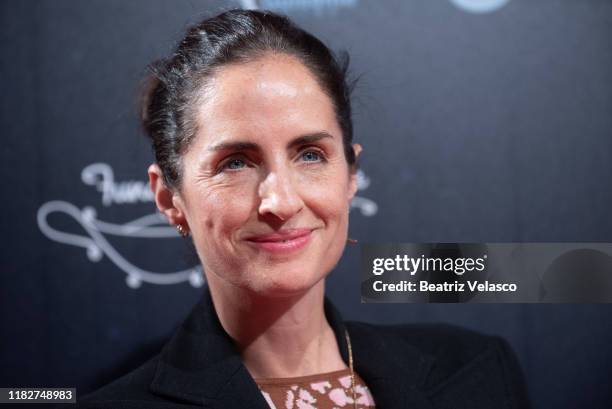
[{"xmin": 207, "ymin": 131, "xmax": 334, "ymax": 152}]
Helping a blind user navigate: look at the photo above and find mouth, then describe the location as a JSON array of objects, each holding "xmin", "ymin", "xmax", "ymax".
[{"xmin": 244, "ymin": 228, "xmax": 313, "ymax": 254}]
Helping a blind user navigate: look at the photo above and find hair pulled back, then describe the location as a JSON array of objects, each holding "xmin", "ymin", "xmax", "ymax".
[{"xmin": 141, "ymin": 9, "xmax": 357, "ymax": 190}]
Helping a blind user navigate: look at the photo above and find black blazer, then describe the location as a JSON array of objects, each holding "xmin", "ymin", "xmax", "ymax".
[{"xmin": 77, "ymin": 286, "xmax": 530, "ymax": 408}]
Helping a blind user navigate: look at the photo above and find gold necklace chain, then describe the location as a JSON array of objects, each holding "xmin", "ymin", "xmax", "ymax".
[{"xmin": 344, "ymin": 329, "xmax": 358, "ymax": 409}]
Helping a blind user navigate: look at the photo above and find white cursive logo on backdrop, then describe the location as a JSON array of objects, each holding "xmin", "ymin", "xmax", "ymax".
[
  {"xmin": 239, "ymin": 0, "xmax": 508, "ymax": 15},
  {"xmin": 353, "ymin": 169, "xmax": 377, "ymax": 217},
  {"xmin": 37, "ymin": 200, "xmax": 204, "ymax": 289},
  {"xmin": 237, "ymin": 0, "xmax": 358, "ymax": 13},
  {"xmin": 81, "ymin": 163, "xmax": 153, "ymax": 206},
  {"xmin": 239, "ymin": 0, "xmax": 259, "ymax": 9},
  {"xmin": 38, "ymin": 163, "xmax": 377, "ymax": 288},
  {"xmin": 448, "ymin": 0, "xmax": 510, "ymax": 14}
]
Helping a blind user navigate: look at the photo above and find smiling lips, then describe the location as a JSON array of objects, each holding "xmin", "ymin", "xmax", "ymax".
[{"xmin": 245, "ymin": 228, "xmax": 313, "ymax": 254}]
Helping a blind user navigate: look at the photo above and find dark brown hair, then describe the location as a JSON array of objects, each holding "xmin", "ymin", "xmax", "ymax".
[{"xmin": 141, "ymin": 9, "xmax": 357, "ymax": 189}]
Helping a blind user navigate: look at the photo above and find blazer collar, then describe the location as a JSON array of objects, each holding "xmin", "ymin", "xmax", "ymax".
[{"xmin": 150, "ymin": 285, "xmax": 434, "ymax": 408}]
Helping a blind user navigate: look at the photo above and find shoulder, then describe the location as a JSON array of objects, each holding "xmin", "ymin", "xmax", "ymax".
[
  {"xmin": 72, "ymin": 356, "xmax": 171, "ymax": 409},
  {"xmin": 347, "ymin": 320, "xmax": 507, "ymax": 358},
  {"xmin": 346, "ymin": 321, "xmax": 531, "ymax": 407}
]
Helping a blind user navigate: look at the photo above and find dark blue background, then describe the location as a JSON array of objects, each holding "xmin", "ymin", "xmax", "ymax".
[{"xmin": 2, "ymin": 1, "xmax": 611, "ymax": 408}]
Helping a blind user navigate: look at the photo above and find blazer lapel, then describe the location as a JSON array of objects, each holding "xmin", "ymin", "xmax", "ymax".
[
  {"xmin": 149, "ymin": 286, "xmax": 269, "ymax": 408},
  {"xmin": 150, "ymin": 285, "xmax": 435, "ymax": 408},
  {"xmin": 325, "ymin": 300, "xmax": 435, "ymax": 409}
]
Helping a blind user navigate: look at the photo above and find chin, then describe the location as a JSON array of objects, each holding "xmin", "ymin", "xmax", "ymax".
[{"xmin": 248, "ymin": 268, "xmax": 326, "ymax": 298}]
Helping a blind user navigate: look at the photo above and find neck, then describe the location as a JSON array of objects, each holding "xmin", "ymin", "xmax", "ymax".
[{"xmin": 206, "ymin": 275, "xmax": 347, "ymax": 379}]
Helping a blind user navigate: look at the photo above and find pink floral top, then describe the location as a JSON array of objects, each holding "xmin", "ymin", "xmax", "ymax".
[{"xmin": 255, "ymin": 368, "xmax": 376, "ymax": 409}]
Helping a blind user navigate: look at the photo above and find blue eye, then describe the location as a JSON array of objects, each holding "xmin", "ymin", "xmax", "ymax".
[
  {"xmin": 223, "ymin": 158, "xmax": 247, "ymax": 170},
  {"xmin": 301, "ymin": 150, "xmax": 322, "ymax": 162}
]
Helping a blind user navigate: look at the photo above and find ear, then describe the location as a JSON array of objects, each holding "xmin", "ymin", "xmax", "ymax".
[
  {"xmin": 148, "ymin": 163, "xmax": 186, "ymax": 226},
  {"xmin": 348, "ymin": 143, "xmax": 363, "ymax": 201}
]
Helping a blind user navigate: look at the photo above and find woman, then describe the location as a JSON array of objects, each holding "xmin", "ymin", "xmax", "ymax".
[{"xmin": 80, "ymin": 9, "xmax": 530, "ymax": 409}]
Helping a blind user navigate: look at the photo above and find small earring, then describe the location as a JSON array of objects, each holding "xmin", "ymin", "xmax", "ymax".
[
  {"xmin": 176, "ymin": 224, "xmax": 189, "ymax": 238},
  {"xmin": 347, "ymin": 238, "xmax": 358, "ymax": 244}
]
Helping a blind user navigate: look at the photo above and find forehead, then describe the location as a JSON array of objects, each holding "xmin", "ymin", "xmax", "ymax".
[{"xmin": 192, "ymin": 53, "xmax": 341, "ymax": 146}]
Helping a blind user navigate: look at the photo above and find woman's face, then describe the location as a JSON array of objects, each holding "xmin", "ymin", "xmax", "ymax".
[{"xmin": 164, "ymin": 53, "xmax": 360, "ymax": 297}]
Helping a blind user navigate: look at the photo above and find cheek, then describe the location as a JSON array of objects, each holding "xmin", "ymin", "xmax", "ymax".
[
  {"xmin": 187, "ymin": 181, "xmax": 256, "ymax": 242},
  {"xmin": 298, "ymin": 166, "xmax": 352, "ymax": 217},
  {"xmin": 188, "ymin": 185, "xmax": 257, "ymax": 280}
]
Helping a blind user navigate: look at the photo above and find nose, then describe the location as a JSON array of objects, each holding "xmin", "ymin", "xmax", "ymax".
[{"xmin": 258, "ymin": 170, "xmax": 304, "ymax": 221}]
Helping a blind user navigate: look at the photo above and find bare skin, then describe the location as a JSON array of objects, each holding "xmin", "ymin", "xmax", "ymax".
[
  {"xmin": 207, "ymin": 270, "xmax": 344, "ymax": 378},
  {"xmin": 149, "ymin": 52, "xmax": 362, "ymax": 379}
]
